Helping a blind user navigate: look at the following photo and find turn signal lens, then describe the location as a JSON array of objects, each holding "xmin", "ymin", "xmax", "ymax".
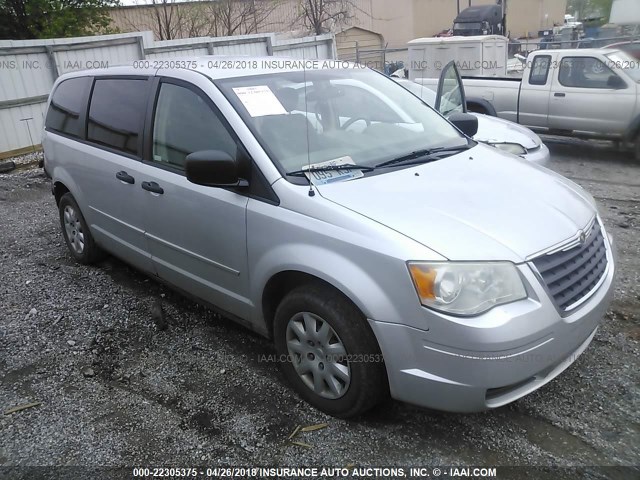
[{"xmin": 409, "ymin": 264, "xmax": 437, "ymax": 300}]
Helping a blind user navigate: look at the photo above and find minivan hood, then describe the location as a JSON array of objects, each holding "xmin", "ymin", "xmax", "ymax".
[{"xmin": 317, "ymin": 145, "xmax": 596, "ymax": 262}]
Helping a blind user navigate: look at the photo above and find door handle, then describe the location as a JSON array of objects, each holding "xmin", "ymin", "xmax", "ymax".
[
  {"xmin": 554, "ymin": 92, "xmax": 566, "ymax": 97},
  {"xmin": 141, "ymin": 181, "xmax": 164, "ymax": 195},
  {"xmin": 116, "ymin": 171, "xmax": 135, "ymax": 184}
]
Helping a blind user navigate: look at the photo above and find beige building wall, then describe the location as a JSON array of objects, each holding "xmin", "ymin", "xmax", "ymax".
[
  {"xmin": 110, "ymin": 6, "xmax": 165, "ymax": 38},
  {"xmin": 110, "ymin": 0, "xmax": 567, "ymax": 45},
  {"xmin": 504, "ymin": 0, "xmax": 567, "ymax": 37}
]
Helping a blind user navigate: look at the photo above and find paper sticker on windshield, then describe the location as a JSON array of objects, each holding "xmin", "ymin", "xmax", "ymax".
[
  {"xmin": 232, "ymin": 86, "xmax": 287, "ymax": 117},
  {"xmin": 304, "ymin": 156, "xmax": 364, "ymax": 186}
]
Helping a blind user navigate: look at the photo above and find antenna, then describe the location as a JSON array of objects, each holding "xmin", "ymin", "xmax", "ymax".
[
  {"xmin": 419, "ymin": 44, "xmax": 426, "ymax": 103},
  {"xmin": 302, "ymin": 49, "xmax": 315, "ymax": 197}
]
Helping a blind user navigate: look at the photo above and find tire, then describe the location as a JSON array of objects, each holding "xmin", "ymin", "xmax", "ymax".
[
  {"xmin": 58, "ymin": 193, "xmax": 105, "ymax": 264},
  {"xmin": 0, "ymin": 161, "xmax": 16, "ymax": 173},
  {"xmin": 636, "ymin": 137, "xmax": 640, "ymax": 162},
  {"xmin": 273, "ymin": 283, "xmax": 387, "ymax": 418}
]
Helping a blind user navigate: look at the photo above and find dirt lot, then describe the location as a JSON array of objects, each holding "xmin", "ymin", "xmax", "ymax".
[{"xmin": 0, "ymin": 142, "xmax": 638, "ymax": 477}]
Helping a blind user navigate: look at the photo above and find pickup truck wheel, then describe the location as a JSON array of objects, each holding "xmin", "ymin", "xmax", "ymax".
[
  {"xmin": 273, "ymin": 284, "xmax": 387, "ymax": 418},
  {"xmin": 58, "ymin": 193, "xmax": 105, "ymax": 264}
]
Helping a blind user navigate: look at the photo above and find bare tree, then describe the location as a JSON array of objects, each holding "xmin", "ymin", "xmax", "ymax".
[
  {"xmin": 124, "ymin": 0, "xmax": 186, "ymax": 40},
  {"xmin": 295, "ymin": 0, "xmax": 356, "ymax": 35},
  {"xmin": 204, "ymin": 0, "xmax": 280, "ymax": 37},
  {"xmin": 121, "ymin": 0, "xmax": 281, "ymax": 40},
  {"xmin": 181, "ymin": 2, "xmax": 213, "ymax": 38},
  {"xmin": 151, "ymin": 0, "xmax": 200, "ymax": 40}
]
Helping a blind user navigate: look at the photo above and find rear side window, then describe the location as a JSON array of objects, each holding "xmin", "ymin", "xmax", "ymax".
[
  {"xmin": 87, "ymin": 78, "xmax": 148, "ymax": 156},
  {"xmin": 529, "ymin": 56, "xmax": 551, "ymax": 86},
  {"xmin": 45, "ymin": 77, "xmax": 91, "ymax": 138}
]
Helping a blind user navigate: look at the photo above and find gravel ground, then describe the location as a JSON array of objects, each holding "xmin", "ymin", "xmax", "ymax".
[
  {"xmin": 0, "ymin": 141, "xmax": 638, "ymax": 477},
  {"xmin": 0, "ymin": 151, "xmax": 43, "ymax": 172}
]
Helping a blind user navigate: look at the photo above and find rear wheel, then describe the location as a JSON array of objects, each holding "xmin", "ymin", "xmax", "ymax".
[
  {"xmin": 58, "ymin": 193, "xmax": 105, "ymax": 264},
  {"xmin": 273, "ymin": 284, "xmax": 387, "ymax": 418}
]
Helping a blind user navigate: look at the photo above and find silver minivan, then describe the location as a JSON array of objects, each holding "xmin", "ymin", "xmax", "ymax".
[{"xmin": 43, "ymin": 57, "xmax": 615, "ymax": 418}]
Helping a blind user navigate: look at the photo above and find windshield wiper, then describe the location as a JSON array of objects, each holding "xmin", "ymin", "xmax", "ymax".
[
  {"xmin": 375, "ymin": 144, "xmax": 472, "ymax": 169},
  {"xmin": 286, "ymin": 164, "xmax": 375, "ymax": 177}
]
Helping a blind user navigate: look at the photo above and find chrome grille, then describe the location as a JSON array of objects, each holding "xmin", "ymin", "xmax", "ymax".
[{"xmin": 531, "ymin": 223, "xmax": 608, "ymax": 312}]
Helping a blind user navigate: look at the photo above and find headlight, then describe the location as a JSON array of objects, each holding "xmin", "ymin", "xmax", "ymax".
[
  {"xmin": 489, "ymin": 142, "xmax": 527, "ymax": 156},
  {"xmin": 408, "ymin": 262, "xmax": 527, "ymax": 316}
]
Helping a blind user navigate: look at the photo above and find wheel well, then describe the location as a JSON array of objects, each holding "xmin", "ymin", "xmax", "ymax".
[
  {"xmin": 624, "ymin": 114, "xmax": 640, "ymax": 142},
  {"xmin": 261, "ymin": 271, "xmax": 358, "ymax": 338},
  {"xmin": 467, "ymin": 102, "xmax": 489, "ymax": 115},
  {"xmin": 53, "ymin": 182, "xmax": 70, "ymax": 206}
]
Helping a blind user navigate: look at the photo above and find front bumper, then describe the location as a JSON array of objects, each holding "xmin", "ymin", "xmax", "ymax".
[{"xmin": 369, "ymin": 235, "xmax": 615, "ymax": 413}]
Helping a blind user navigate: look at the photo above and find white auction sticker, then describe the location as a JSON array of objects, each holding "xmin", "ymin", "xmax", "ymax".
[
  {"xmin": 232, "ymin": 85, "xmax": 287, "ymax": 117},
  {"xmin": 304, "ymin": 156, "xmax": 364, "ymax": 185}
]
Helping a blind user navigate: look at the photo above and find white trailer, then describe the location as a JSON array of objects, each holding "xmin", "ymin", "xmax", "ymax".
[
  {"xmin": 407, "ymin": 35, "xmax": 508, "ymax": 80},
  {"xmin": 610, "ymin": 0, "xmax": 640, "ymax": 25}
]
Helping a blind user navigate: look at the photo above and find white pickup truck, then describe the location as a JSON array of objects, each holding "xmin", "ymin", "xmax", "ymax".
[{"xmin": 419, "ymin": 48, "xmax": 640, "ymax": 159}]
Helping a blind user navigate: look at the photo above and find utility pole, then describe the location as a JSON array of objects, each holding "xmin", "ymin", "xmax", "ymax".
[
  {"xmin": 504, "ymin": 0, "xmax": 508, "ymax": 37},
  {"xmin": 497, "ymin": 0, "xmax": 508, "ymax": 37}
]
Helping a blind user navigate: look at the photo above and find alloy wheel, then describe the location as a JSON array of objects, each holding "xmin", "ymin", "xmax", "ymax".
[{"xmin": 63, "ymin": 205, "xmax": 85, "ymax": 254}]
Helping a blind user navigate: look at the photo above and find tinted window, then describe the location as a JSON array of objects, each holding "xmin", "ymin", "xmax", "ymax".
[
  {"xmin": 45, "ymin": 77, "xmax": 91, "ymax": 137},
  {"xmin": 87, "ymin": 79, "xmax": 148, "ymax": 156},
  {"xmin": 152, "ymin": 82, "xmax": 237, "ymax": 170},
  {"xmin": 529, "ymin": 55, "xmax": 551, "ymax": 86},
  {"xmin": 558, "ymin": 57, "xmax": 619, "ymax": 89}
]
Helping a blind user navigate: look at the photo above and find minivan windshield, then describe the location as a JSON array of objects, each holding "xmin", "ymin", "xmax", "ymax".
[{"xmin": 215, "ymin": 68, "xmax": 468, "ymax": 177}]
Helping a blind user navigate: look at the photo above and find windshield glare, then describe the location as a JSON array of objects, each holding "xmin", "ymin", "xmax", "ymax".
[
  {"xmin": 216, "ymin": 68, "xmax": 467, "ymax": 175},
  {"xmin": 606, "ymin": 51, "xmax": 640, "ymax": 82},
  {"xmin": 439, "ymin": 66, "xmax": 464, "ymax": 116},
  {"xmin": 398, "ymin": 80, "xmax": 461, "ymax": 117}
]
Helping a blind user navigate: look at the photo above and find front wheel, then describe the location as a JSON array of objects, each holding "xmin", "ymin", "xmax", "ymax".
[{"xmin": 273, "ymin": 284, "xmax": 387, "ymax": 418}]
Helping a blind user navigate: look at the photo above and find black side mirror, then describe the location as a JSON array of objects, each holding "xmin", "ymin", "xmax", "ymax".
[
  {"xmin": 448, "ymin": 112, "xmax": 478, "ymax": 137},
  {"xmin": 185, "ymin": 150, "xmax": 248, "ymax": 187},
  {"xmin": 607, "ymin": 75, "xmax": 626, "ymax": 89}
]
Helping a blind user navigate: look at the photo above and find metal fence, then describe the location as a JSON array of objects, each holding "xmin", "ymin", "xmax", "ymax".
[
  {"xmin": 338, "ymin": 44, "xmax": 409, "ymax": 76},
  {"xmin": 0, "ymin": 31, "xmax": 336, "ymax": 158}
]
